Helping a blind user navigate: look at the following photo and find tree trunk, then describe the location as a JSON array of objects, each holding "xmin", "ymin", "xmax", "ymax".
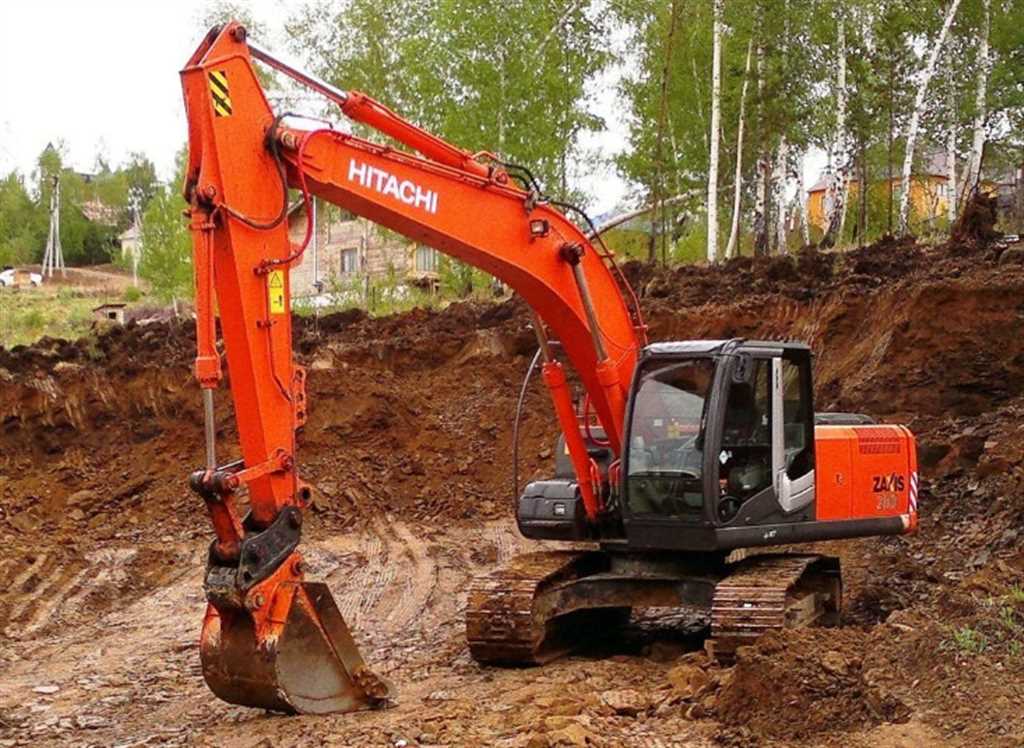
[
  {"xmin": 960, "ymin": 0, "xmax": 990, "ymax": 212},
  {"xmin": 887, "ymin": 60, "xmax": 894, "ymax": 236},
  {"xmin": 725, "ymin": 38, "xmax": 755, "ymax": 259},
  {"xmin": 858, "ymin": 141, "xmax": 868, "ymax": 245},
  {"xmin": 706, "ymin": 0, "xmax": 723, "ymax": 263},
  {"xmin": 821, "ymin": 14, "xmax": 848, "ymax": 248},
  {"xmin": 774, "ymin": 137, "xmax": 789, "ymax": 253},
  {"xmin": 753, "ymin": 158, "xmax": 770, "ymax": 256},
  {"xmin": 590, "ymin": 194, "xmax": 691, "ymax": 237},
  {"xmin": 798, "ymin": 151, "xmax": 811, "ymax": 246},
  {"xmin": 752, "ymin": 42, "xmax": 769, "ymax": 256},
  {"xmin": 691, "ymin": 54, "xmax": 708, "ymax": 153},
  {"xmin": 899, "ymin": 0, "xmax": 963, "ymax": 236},
  {"xmin": 946, "ymin": 58, "xmax": 958, "ymax": 225},
  {"xmin": 498, "ymin": 55, "xmax": 506, "ymax": 153},
  {"xmin": 838, "ymin": 156, "xmax": 851, "ymax": 242}
]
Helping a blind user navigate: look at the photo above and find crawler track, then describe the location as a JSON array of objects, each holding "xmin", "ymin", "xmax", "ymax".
[
  {"xmin": 465, "ymin": 550, "xmax": 610, "ymax": 665},
  {"xmin": 707, "ymin": 553, "xmax": 842, "ymax": 663}
]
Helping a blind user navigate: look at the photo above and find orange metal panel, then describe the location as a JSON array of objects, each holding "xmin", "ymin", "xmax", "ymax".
[
  {"xmin": 849, "ymin": 425, "xmax": 912, "ymax": 520},
  {"xmin": 181, "ymin": 27, "xmax": 298, "ymax": 526},
  {"xmin": 816, "ymin": 425, "xmax": 913, "ymax": 522},
  {"xmin": 814, "ymin": 426, "xmax": 854, "ymax": 520}
]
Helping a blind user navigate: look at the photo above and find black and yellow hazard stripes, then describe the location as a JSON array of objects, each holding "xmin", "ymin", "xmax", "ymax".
[{"xmin": 208, "ymin": 70, "xmax": 232, "ymax": 117}]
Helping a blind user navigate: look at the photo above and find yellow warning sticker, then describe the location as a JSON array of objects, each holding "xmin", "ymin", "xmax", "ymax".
[
  {"xmin": 208, "ymin": 70, "xmax": 232, "ymax": 117},
  {"xmin": 268, "ymin": 270, "xmax": 285, "ymax": 314}
]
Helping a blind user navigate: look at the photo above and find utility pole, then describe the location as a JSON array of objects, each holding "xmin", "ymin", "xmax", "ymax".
[
  {"xmin": 128, "ymin": 185, "xmax": 143, "ymax": 287},
  {"xmin": 42, "ymin": 175, "xmax": 65, "ymax": 278}
]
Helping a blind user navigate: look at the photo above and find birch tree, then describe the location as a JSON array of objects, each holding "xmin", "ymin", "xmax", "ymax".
[
  {"xmin": 752, "ymin": 41, "xmax": 769, "ymax": 256},
  {"xmin": 798, "ymin": 151, "xmax": 811, "ymax": 245},
  {"xmin": 616, "ymin": 0, "xmax": 721, "ymax": 261},
  {"xmin": 898, "ymin": 0, "xmax": 963, "ymax": 236},
  {"xmin": 706, "ymin": 0, "xmax": 723, "ymax": 263},
  {"xmin": 774, "ymin": 137, "xmax": 789, "ymax": 253},
  {"xmin": 821, "ymin": 13, "xmax": 848, "ymax": 248},
  {"xmin": 946, "ymin": 57, "xmax": 958, "ymax": 224},
  {"xmin": 960, "ymin": 0, "xmax": 991, "ymax": 207},
  {"xmin": 725, "ymin": 38, "xmax": 754, "ymax": 259},
  {"xmin": 290, "ymin": 0, "xmax": 610, "ymax": 197},
  {"xmin": 770, "ymin": 0, "xmax": 786, "ymax": 253}
]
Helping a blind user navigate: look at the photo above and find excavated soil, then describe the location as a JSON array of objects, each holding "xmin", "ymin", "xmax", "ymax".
[{"xmin": 2, "ymin": 236, "xmax": 1024, "ymax": 747}]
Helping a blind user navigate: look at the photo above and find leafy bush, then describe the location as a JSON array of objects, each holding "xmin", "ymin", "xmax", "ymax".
[{"xmin": 139, "ymin": 186, "xmax": 192, "ymax": 302}]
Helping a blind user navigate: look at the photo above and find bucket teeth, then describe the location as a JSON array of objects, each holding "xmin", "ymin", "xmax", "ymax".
[{"xmin": 200, "ymin": 580, "xmax": 394, "ymax": 714}]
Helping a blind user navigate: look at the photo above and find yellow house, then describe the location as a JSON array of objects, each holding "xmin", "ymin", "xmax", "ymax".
[{"xmin": 807, "ymin": 152, "xmax": 952, "ymax": 231}]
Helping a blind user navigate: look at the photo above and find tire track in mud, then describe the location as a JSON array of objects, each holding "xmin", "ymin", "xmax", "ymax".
[
  {"xmin": 359, "ymin": 520, "xmax": 397, "ymax": 621},
  {"xmin": 380, "ymin": 521, "xmax": 437, "ymax": 631},
  {"xmin": 311, "ymin": 523, "xmax": 406, "ymax": 636},
  {"xmin": 0, "ymin": 546, "xmax": 194, "ymax": 644},
  {"xmin": 16, "ymin": 567, "xmax": 94, "ymax": 638},
  {"xmin": 316, "ymin": 520, "xmax": 438, "ymax": 635},
  {"xmin": 303, "ymin": 519, "xmax": 527, "ymax": 678},
  {"xmin": 6, "ymin": 552, "xmax": 49, "ymax": 593},
  {"xmin": 2, "ymin": 552, "xmax": 55, "ymax": 637}
]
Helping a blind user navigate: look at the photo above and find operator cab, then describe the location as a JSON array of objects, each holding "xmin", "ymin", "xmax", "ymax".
[
  {"xmin": 517, "ymin": 339, "xmax": 819, "ymax": 552},
  {"xmin": 622, "ymin": 339, "xmax": 816, "ymax": 551}
]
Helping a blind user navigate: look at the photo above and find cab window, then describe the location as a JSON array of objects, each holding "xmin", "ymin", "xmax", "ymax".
[
  {"xmin": 626, "ymin": 358, "xmax": 714, "ymax": 518},
  {"xmin": 782, "ymin": 358, "xmax": 814, "ymax": 478},
  {"xmin": 719, "ymin": 359, "xmax": 772, "ymax": 502}
]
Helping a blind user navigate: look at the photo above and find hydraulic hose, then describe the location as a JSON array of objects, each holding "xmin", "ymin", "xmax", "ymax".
[{"xmin": 512, "ymin": 348, "xmax": 544, "ymax": 506}]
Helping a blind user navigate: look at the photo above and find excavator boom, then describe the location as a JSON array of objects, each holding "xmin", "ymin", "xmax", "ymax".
[{"xmin": 180, "ymin": 23, "xmax": 644, "ymax": 713}]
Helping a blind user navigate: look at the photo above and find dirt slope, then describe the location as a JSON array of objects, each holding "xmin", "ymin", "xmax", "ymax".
[{"xmin": 1, "ymin": 237, "xmax": 1023, "ymax": 747}]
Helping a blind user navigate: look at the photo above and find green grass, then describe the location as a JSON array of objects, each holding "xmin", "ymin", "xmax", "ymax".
[
  {"xmin": 1007, "ymin": 586, "xmax": 1024, "ymax": 605},
  {"xmin": 943, "ymin": 587, "xmax": 1024, "ymax": 661},
  {"xmin": 0, "ymin": 286, "xmax": 122, "ymax": 348},
  {"xmin": 294, "ymin": 272, "xmax": 456, "ymax": 319},
  {"xmin": 950, "ymin": 626, "xmax": 988, "ymax": 655}
]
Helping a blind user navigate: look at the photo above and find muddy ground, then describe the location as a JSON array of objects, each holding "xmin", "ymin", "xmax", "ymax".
[{"xmin": 2, "ymin": 237, "xmax": 1024, "ymax": 747}]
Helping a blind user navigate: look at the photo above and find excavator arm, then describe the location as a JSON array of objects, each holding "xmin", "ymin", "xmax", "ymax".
[{"xmin": 180, "ymin": 23, "xmax": 644, "ymax": 714}]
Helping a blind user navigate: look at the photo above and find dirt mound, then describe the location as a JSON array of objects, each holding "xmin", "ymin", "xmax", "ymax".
[
  {"xmin": 952, "ymin": 191, "xmax": 1002, "ymax": 246},
  {"xmin": 0, "ymin": 297, "xmax": 551, "ymax": 569},
  {"xmin": 3, "ymin": 235, "xmax": 1024, "ymax": 578},
  {"xmin": 714, "ymin": 629, "xmax": 909, "ymax": 741},
  {"xmin": 627, "ymin": 234, "xmax": 957, "ymax": 307}
]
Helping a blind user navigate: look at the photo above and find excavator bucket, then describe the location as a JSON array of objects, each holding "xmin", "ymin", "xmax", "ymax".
[{"xmin": 200, "ymin": 582, "xmax": 395, "ymax": 714}]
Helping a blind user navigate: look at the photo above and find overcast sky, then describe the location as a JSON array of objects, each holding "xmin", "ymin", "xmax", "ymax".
[
  {"xmin": 0, "ymin": 1, "xmax": 816, "ymax": 216},
  {"xmin": 0, "ymin": 1, "xmax": 297, "ymax": 179}
]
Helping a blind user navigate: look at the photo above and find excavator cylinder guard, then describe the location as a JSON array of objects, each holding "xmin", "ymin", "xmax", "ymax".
[{"xmin": 200, "ymin": 581, "xmax": 394, "ymax": 714}]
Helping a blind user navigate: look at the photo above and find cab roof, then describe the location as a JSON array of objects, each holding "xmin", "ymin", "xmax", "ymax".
[{"xmin": 642, "ymin": 339, "xmax": 811, "ymax": 357}]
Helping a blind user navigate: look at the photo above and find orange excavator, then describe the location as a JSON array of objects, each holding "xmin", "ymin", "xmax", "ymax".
[{"xmin": 181, "ymin": 23, "xmax": 919, "ymax": 714}]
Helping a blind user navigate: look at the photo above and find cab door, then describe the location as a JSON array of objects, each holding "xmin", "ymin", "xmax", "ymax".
[
  {"xmin": 713, "ymin": 349, "xmax": 816, "ymax": 525},
  {"xmin": 771, "ymin": 352, "xmax": 817, "ymax": 513}
]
